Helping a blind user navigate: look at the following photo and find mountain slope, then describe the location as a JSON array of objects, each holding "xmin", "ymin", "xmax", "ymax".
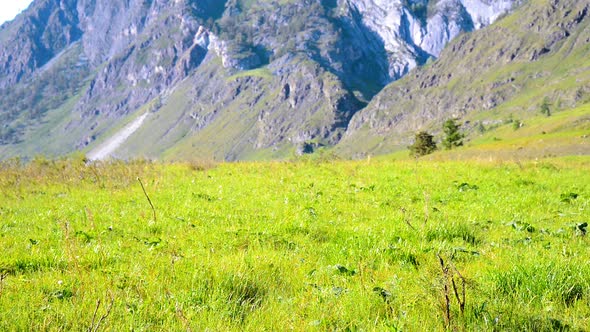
[
  {"xmin": 338, "ymin": 0, "xmax": 590, "ymax": 157},
  {"xmin": 1, "ymin": 0, "xmax": 517, "ymax": 160}
]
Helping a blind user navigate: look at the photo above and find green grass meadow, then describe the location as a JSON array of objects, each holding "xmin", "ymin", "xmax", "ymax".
[{"xmin": 1, "ymin": 155, "xmax": 589, "ymax": 330}]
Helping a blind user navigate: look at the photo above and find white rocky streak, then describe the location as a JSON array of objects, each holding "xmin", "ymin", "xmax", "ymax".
[
  {"xmin": 87, "ymin": 113, "xmax": 149, "ymax": 161},
  {"xmin": 194, "ymin": 26, "xmax": 210, "ymax": 48},
  {"xmin": 460, "ymin": 0, "xmax": 515, "ymax": 29},
  {"xmin": 193, "ymin": 27, "xmax": 228, "ymax": 67},
  {"xmin": 194, "ymin": 26, "xmax": 261, "ymax": 70},
  {"xmin": 420, "ymin": 0, "xmax": 467, "ymax": 56}
]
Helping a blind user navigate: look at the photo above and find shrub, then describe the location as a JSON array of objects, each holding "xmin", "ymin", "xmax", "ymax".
[
  {"xmin": 512, "ymin": 120, "xmax": 522, "ymax": 130},
  {"xmin": 477, "ymin": 122, "xmax": 486, "ymax": 133},
  {"xmin": 409, "ymin": 131, "xmax": 437, "ymax": 157},
  {"xmin": 540, "ymin": 97, "xmax": 552, "ymax": 116}
]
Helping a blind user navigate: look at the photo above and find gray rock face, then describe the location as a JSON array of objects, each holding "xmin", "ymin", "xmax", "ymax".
[
  {"xmin": 0, "ymin": 0, "xmax": 518, "ymax": 159},
  {"xmin": 0, "ymin": 0, "xmax": 82, "ymax": 89},
  {"xmin": 76, "ymin": 0, "xmax": 225, "ymax": 65},
  {"xmin": 345, "ymin": 0, "xmax": 517, "ymax": 81},
  {"xmin": 460, "ymin": 0, "xmax": 516, "ymax": 29},
  {"xmin": 206, "ymin": 32, "xmax": 262, "ymax": 71}
]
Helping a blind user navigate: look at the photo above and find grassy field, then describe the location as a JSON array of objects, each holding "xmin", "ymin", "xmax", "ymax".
[{"xmin": 1, "ymin": 155, "xmax": 589, "ymax": 330}]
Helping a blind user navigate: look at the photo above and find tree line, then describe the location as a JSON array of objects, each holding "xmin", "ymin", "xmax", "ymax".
[{"xmin": 409, "ymin": 119, "xmax": 464, "ymax": 157}]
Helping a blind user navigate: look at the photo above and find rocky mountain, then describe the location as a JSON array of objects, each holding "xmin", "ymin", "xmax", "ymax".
[
  {"xmin": 337, "ymin": 0, "xmax": 590, "ymax": 157},
  {"xmin": 0, "ymin": 0, "xmax": 526, "ymax": 160}
]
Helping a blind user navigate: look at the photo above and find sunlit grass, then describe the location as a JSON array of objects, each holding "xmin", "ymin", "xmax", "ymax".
[{"xmin": 0, "ymin": 156, "xmax": 589, "ymax": 330}]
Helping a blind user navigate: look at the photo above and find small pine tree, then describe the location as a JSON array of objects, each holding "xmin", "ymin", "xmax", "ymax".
[
  {"xmin": 477, "ymin": 122, "xmax": 486, "ymax": 134},
  {"xmin": 409, "ymin": 131, "xmax": 437, "ymax": 157},
  {"xmin": 442, "ymin": 119, "xmax": 464, "ymax": 150},
  {"xmin": 540, "ymin": 97, "xmax": 551, "ymax": 116}
]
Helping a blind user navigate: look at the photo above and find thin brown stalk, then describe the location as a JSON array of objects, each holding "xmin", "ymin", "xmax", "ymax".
[
  {"xmin": 176, "ymin": 302, "xmax": 193, "ymax": 332},
  {"xmin": 89, "ymin": 299, "xmax": 101, "ymax": 332},
  {"xmin": 88, "ymin": 165, "xmax": 105, "ymax": 188},
  {"xmin": 0, "ymin": 273, "xmax": 7, "ymax": 298},
  {"xmin": 401, "ymin": 208, "xmax": 416, "ymax": 230},
  {"xmin": 92, "ymin": 295, "xmax": 114, "ymax": 332},
  {"xmin": 138, "ymin": 177, "xmax": 157, "ymax": 223},
  {"xmin": 437, "ymin": 254, "xmax": 451, "ymax": 329},
  {"xmin": 450, "ymin": 262, "xmax": 466, "ymax": 315}
]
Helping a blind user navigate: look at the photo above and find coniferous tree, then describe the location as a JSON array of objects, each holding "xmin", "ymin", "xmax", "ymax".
[
  {"xmin": 540, "ymin": 97, "xmax": 551, "ymax": 116},
  {"xmin": 409, "ymin": 131, "xmax": 437, "ymax": 157},
  {"xmin": 442, "ymin": 119, "xmax": 464, "ymax": 150}
]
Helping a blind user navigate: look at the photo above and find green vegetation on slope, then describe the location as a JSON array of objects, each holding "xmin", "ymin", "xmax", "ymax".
[
  {"xmin": 1, "ymin": 156, "xmax": 589, "ymax": 330},
  {"xmin": 0, "ymin": 42, "xmax": 91, "ymax": 146},
  {"xmin": 339, "ymin": 102, "xmax": 590, "ymax": 161},
  {"xmin": 339, "ymin": 0, "xmax": 590, "ymax": 157}
]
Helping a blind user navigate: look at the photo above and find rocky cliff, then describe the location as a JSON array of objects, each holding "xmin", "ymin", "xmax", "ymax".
[
  {"xmin": 345, "ymin": 0, "xmax": 517, "ymax": 81},
  {"xmin": 338, "ymin": 0, "xmax": 590, "ymax": 157},
  {"xmin": 0, "ymin": 0, "xmax": 517, "ymax": 160}
]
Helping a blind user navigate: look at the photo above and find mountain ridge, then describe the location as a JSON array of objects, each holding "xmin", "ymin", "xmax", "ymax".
[
  {"xmin": 337, "ymin": 0, "xmax": 590, "ymax": 157},
  {"xmin": 3, "ymin": 0, "xmax": 584, "ymax": 161}
]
